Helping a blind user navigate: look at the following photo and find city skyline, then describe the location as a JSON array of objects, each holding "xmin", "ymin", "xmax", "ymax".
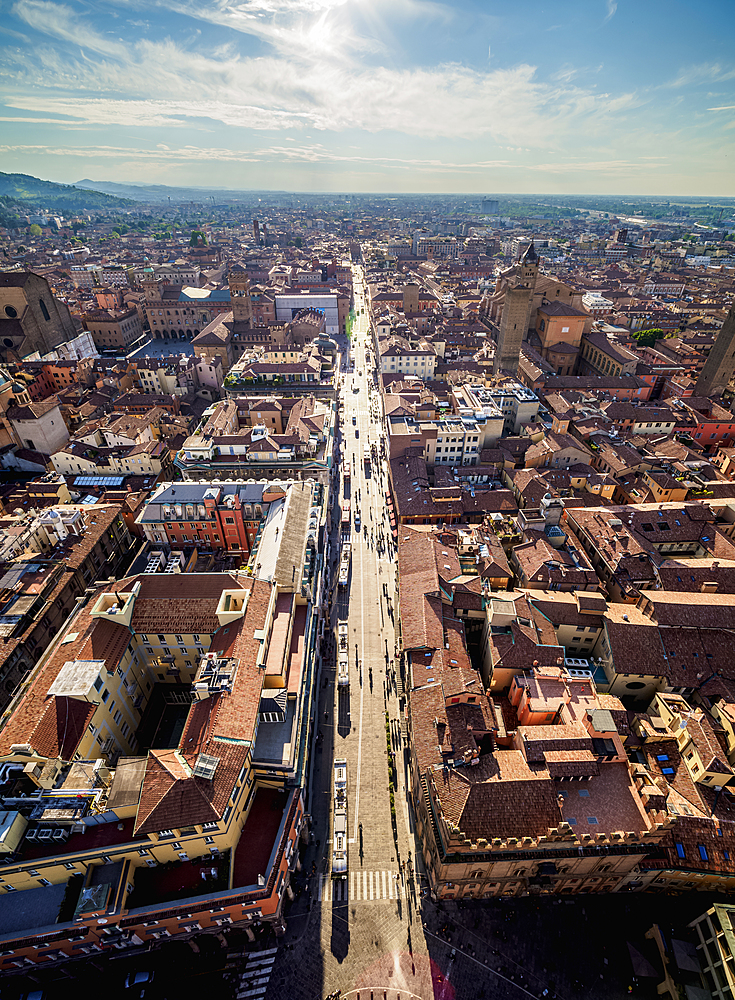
[{"xmin": 1, "ymin": 0, "xmax": 734, "ymax": 195}]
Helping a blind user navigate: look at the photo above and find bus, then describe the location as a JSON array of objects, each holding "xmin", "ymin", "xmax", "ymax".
[
  {"xmin": 332, "ymin": 759, "xmax": 348, "ymax": 878},
  {"xmin": 338, "ymin": 649, "xmax": 349, "ymax": 688},
  {"xmin": 338, "ymin": 542, "xmax": 351, "ymax": 588},
  {"xmin": 363, "ymin": 444, "xmax": 371, "ymax": 468},
  {"xmin": 341, "ymin": 502, "xmax": 350, "ymax": 532}
]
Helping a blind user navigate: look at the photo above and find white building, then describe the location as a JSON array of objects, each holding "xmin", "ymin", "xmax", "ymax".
[
  {"xmin": 452, "ymin": 382, "xmax": 540, "ymax": 435},
  {"xmin": 582, "ymin": 292, "xmax": 614, "ymax": 319},
  {"xmin": 411, "ymin": 235, "xmax": 458, "ymax": 259},
  {"xmin": 275, "ymin": 293, "xmax": 340, "ymax": 336},
  {"xmin": 379, "ymin": 341, "xmax": 436, "ymax": 378},
  {"xmin": 101, "ymin": 267, "xmax": 132, "ymax": 288},
  {"xmin": 70, "ymin": 266, "xmax": 98, "ymax": 289}
]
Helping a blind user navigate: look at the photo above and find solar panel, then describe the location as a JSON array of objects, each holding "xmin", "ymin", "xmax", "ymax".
[{"xmin": 193, "ymin": 753, "xmax": 220, "ymax": 780}]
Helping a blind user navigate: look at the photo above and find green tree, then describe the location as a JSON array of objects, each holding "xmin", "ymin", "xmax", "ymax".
[
  {"xmin": 28, "ymin": 223, "xmax": 42, "ymax": 236},
  {"xmin": 631, "ymin": 328, "xmax": 664, "ymax": 348},
  {"xmin": 190, "ymin": 230, "xmax": 207, "ymax": 246}
]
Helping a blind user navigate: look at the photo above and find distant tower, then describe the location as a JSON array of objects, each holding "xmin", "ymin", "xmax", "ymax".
[
  {"xmin": 481, "ymin": 198, "xmax": 499, "ymax": 215},
  {"xmin": 695, "ymin": 304, "xmax": 735, "ymax": 397},
  {"xmin": 253, "ymin": 219, "xmax": 260, "ymax": 244},
  {"xmin": 493, "ymin": 243, "xmax": 539, "ymax": 376},
  {"xmin": 228, "ymin": 267, "xmax": 253, "ymax": 326},
  {"xmin": 402, "ymin": 282, "xmax": 420, "ymax": 314}
]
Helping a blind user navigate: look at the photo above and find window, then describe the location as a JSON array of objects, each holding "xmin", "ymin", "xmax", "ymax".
[
  {"xmin": 661, "ymin": 767, "xmax": 675, "ymax": 776},
  {"xmin": 698, "ymin": 844, "xmax": 709, "ymax": 862},
  {"xmin": 675, "ymin": 842, "xmax": 686, "ymax": 859},
  {"xmin": 101, "ymin": 689, "xmax": 109, "ymax": 703},
  {"xmin": 656, "ymin": 754, "xmax": 669, "ymax": 762}
]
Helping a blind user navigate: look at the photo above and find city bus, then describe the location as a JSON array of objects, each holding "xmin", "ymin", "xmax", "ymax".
[
  {"xmin": 338, "ymin": 542, "xmax": 351, "ymax": 588},
  {"xmin": 332, "ymin": 759, "xmax": 348, "ymax": 878}
]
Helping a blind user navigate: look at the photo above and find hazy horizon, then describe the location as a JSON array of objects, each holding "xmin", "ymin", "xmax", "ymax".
[{"xmin": 1, "ymin": 0, "xmax": 734, "ymax": 196}]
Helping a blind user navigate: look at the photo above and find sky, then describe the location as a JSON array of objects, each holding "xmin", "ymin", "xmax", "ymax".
[{"xmin": 0, "ymin": 0, "xmax": 734, "ymax": 195}]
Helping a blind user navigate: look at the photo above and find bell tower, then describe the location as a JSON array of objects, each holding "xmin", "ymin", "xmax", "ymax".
[
  {"xmin": 229, "ymin": 266, "xmax": 253, "ymax": 326},
  {"xmin": 493, "ymin": 243, "xmax": 539, "ymax": 376}
]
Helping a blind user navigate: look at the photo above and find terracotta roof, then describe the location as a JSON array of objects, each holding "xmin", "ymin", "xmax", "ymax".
[{"xmin": 30, "ymin": 697, "xmax": 96, "ymax": 759}]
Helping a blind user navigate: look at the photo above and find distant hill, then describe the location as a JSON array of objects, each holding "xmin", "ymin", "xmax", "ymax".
[
  {"xmin": 77, "ymin": 178, "xmax": 194, "ymax": 203},
  {"xmin": 0, "ymin": 172, "xmax": 134, "ymax": 211},
  {"xmin": 76, "ymin": 178, "xmax": 265, "ymax": 205}
]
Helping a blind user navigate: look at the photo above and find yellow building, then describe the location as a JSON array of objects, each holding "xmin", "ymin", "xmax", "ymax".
[{"xmin": 0, "ymin": 567, "xmax": 317, "ymax": 966}]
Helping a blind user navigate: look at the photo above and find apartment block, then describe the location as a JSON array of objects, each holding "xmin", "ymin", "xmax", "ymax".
[{"xmin": 0, "ymin": 487, "xmax": 324, "ymax": 964}]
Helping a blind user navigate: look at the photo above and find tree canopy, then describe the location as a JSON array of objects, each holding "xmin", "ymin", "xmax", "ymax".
[{"xmin": 630, "ymin": 328, "xmax": 664, "ymax": 348}]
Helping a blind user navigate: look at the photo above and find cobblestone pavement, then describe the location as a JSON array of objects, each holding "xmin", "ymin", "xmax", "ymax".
[{"xmin": 261, "ymin": 270, "xmax": 436, "ymax": 1000}]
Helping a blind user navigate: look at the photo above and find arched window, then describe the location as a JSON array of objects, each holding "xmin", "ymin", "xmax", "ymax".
[{"xmin": 39, "ymin": 298, "xmax": 50, "ymax": 321}]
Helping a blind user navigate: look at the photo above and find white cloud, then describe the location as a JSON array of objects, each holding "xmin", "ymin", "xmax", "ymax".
[
  {"xmin": 0, "ymin": 142, "xmax": 259, "ymax": 162},
  {"xmin": 2, "ymin": 33, "xmax": 643, "ymax": 147},
  {"xmin": 1, "ymin": 0, "xmax": 718, "ymax": 192},
  {"xmin": 603, "ymin": 0, "xmax": 617, "ymax": 24},
  {"xmin": 12, "ymin": 0, "xmax": 128, "ymax": 58},
  {"xmin": 665, "ymin": 62, "xmax": 735, "ymax": 89},
  {"xmin": 527, "ymin": 158, "xmax": 665, "ymax": 174}
]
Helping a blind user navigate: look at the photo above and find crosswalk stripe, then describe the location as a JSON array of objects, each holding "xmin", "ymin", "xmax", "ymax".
[
  {"xmin": 241, "ymin": 965, "xmax": 274, "ymax": 979},
  {"xmin": 244, "ymin": 957, "xmax": 275, "ymax": 969},
  {"xmin": 315, "ymin": 870, "xmax": 406, "ymax": 902},
  {"xmin": 249, "ymin": 947, "xmax": 278, "ymax": 958},
  {"xmin": 240, "ymin": 977, "xmax": 269, "ymax": 989}
]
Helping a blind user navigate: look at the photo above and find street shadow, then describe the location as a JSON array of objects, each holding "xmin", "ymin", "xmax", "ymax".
[{"xmin": 330, "ymin": 891, "xmax": 350, "ymax": 963}]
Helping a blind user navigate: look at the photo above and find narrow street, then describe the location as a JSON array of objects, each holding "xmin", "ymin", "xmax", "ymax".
[{"xmin": 264, "ymin": 268, "xmax": 436, "ymax": 1000}]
